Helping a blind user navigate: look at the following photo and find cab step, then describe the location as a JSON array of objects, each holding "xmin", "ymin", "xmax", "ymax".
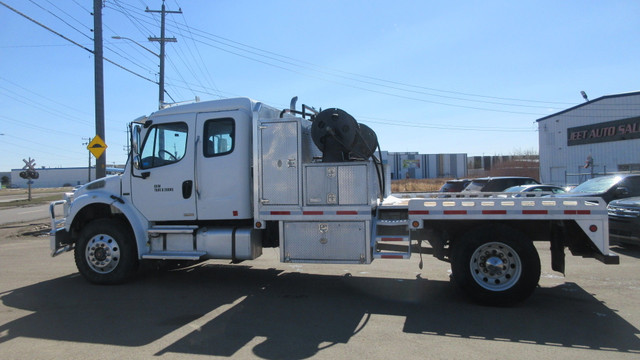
[
  {"xmin": 148, "ymin": 225, "xmax": 198, "ymax": 234},
  {"xmin": 147, "ymin": 225, "xmax": 199, "ymax": 255},
  {"xmin": 373, "ymin": 212, "xmax": 411, "ymax": 260},
  {"xmin": 373, "ymin": 235, "xmax": 411, "ymax": 259}
]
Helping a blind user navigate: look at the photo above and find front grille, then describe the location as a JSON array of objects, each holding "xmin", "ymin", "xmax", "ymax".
[{"xmin": 608, "ymin": 205, "xmax": 640, "ymax": 218}]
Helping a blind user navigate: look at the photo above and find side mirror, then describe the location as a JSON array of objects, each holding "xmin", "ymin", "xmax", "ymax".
[
  {"xmin": 130, "ymin": 124, "xmax": 142, "ymax": 156},
  {"xmin": 615, "ymin": 186, "xmax": 630, "ymax": 197},
  {"xmin": 133, "ymin": 155, "xmax": 141, "ymax": 170}
]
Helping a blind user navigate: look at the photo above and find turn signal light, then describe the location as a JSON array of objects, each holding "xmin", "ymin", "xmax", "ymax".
[
  {"xmin": 589, "ymin": 225, "xmax": 598, "ymax": 232},
  {"xmin": 412, "ymin": 221, "xmax": 420, "ymax": 228}
]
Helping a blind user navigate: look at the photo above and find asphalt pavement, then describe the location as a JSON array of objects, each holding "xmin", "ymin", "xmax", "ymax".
[
  {"xmin": 0, "ymin": 204, "xmax": 50, "ymax": 226},
  {"xmin": 1, "ymin": 216, "xmax": 639, "ymax": 359}
]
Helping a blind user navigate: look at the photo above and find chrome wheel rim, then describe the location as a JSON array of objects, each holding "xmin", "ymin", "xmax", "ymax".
[
  {"xmin": 470, "ymin": 242, "xmax": 521, "ymax": 291},
  {"xmin": 85, "ymin": 234, "xmax": 120, "ymax": 274}
]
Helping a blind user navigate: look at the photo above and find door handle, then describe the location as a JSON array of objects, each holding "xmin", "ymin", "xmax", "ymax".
[{"xmin": 182, "ymin": 180, "xmax": 193, "ymax": 199}]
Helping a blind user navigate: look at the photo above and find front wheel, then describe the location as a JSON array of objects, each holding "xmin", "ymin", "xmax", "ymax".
[
  {"xmin": 74, "ymin": 218, "xmax": 138, "ymax": 284},
  {"xmin": 451, "ymin": 226, "xmax": 540, "ymax": 306}
]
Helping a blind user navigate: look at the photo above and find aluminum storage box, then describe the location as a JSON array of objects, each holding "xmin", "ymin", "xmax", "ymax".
[
  {"xmin": 281, "ymin": 221, "xmax": 370, "ymax": 263},
  {"xmin": 304, "ymin": 163, "xmax": 370, "ymax": 206}
]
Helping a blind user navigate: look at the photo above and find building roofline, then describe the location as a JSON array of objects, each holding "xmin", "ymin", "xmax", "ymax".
[{"xmin": 536, "ymin": 91, "xmax": 640, "ymax": 122}]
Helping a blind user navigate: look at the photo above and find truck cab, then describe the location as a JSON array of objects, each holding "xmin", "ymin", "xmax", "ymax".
[{"xmin": 127, "ymin": 98, "xmax": 268, "ymax": 222}]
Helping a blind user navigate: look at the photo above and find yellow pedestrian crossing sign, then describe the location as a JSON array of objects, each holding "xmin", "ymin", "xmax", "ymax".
[{"xmin": 87, "ymin": 135, "xmax": 107, "ymax": 159}]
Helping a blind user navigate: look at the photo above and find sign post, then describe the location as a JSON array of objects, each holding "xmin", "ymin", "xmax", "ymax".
[{"xmin": 19, "ymin": 157, "xmax": 38, "ymax": 201}]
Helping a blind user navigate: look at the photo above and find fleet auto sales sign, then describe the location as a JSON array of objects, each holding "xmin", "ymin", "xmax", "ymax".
[{"xmin": 567, "ymin": 116, "xmax": 640, "ymax": 146}]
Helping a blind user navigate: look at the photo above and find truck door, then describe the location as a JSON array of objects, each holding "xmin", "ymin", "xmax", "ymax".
[
  {"xmin": 195, "ymin": 110, "xmax": 252, "ymax": 220},
  {"xmin": 130, "ymin": 114, "xmax": 197, "ymax": 221}
]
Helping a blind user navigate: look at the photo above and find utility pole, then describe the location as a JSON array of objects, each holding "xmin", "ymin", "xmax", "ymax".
[
  {"xmin": 93, "ymin": 0, "xmax": 106, "ymax": 179},
  {"xmin": 146, "ymin": 1, "xmax": 181, "ymax": 109}
]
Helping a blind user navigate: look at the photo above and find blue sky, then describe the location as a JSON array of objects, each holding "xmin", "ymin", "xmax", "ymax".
[{"xmin": 1, "ymin": 0, "xmax": 639, "ymax": 172}]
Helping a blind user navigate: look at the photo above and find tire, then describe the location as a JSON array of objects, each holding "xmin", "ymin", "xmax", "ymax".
[
  {"xmin": 74, "ymin": 218, "xmax": 138, "ymax": 284},
  {"xmin": 451, "ymin": 225, "xmax": 540, "ymax": 306}
]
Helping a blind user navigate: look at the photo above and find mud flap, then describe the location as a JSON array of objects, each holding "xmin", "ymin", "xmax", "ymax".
[
  {"xmin": 50, "ymin": 228, "xmax": 73, "ymax": 257},
  {"xmin": 550, "ymin": 222, "xmax": 565, "ymax": 274}
]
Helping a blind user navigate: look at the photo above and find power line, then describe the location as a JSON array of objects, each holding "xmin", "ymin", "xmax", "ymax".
[
  {"xmin": 110, "ymin": 0, "xmax": 157, "ymax": 38},
  {"xmin": 0, "ymin": 89, "xmax": 123, "ymax": 135},
  {"xmin": 35, "ymin": 0, "xmax": 93, "ymax": 37},
  {"xmin": 0, "ymin": 0, "xmax": 158, "ymax": 85},
  {"xmin": 0, "ymin": 76, "xmax": 90, "ymax": 117},
  {"xmin": 172, "ymin": 0, "xmax": 221, "ymax": 97},
  {"xmin": 102, "ymin": 1, "xmax": 573, "ymax": 112},
  {"xmin": 163, "ymin": 21, "xmax": 574, "ymax": 108},
  {"xmin": 71, "ymin": 0, "xmax": 91, "ymax": 14},
  {"xmin": 357, "ymin": 116, "xmax": 534, "ymax": 133}
]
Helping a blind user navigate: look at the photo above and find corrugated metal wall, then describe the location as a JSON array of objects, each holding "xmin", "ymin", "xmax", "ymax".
[
  {"xmin": 537, "ymin": 93, "xmax": 640, "ymax": 186},
  {"xmin": 10, "ymin": 167, "xmax": 97, "ymax": 188},
  {"xmin": 386, "ymin": 152, "xmax": 467, "ymax": 179}
]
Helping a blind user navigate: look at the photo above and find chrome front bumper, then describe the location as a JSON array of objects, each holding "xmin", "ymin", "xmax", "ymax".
[{"xmin": 49, "ymin": 196, "xmax": 72, "ymax": 257}]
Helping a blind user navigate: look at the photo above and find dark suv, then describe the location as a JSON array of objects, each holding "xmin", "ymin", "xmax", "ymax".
[
  {"xmin": 557, "ymin": 174, "xmax": 640, "ymax": 204},
  {"xmin": 462, "ymin": 177, "xmax": 539, "ymax": 192},
  {"xmin": 608, "ymin": 197, "xmax": 640, "ymax": 246},
  {"xmin": 439, "ymin": 179, "xmax": 472, "ymax": 192}
]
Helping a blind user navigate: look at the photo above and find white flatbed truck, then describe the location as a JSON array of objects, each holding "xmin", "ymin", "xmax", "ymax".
[{"xmin": 50, "ymin": 97, "xmax": 619, "ymax": 305}]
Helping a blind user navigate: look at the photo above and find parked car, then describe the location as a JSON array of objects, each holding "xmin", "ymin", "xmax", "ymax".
[
  {"xmin": 438, "ymin": 179, "xmax": 472, "ymax": 192},
  {"xmin": 555, "ymin": 174, "xmax": 640, "ymax": 204},
  {"xmin": 608, "ymin": 196, "xmax": 640, "ymax": 246},
  {"xmin": 503, "ymin": 184, "xmax": 566, "ymax": 196},
  {"xmin": 462, "ymin": 177, "xmax": 539, "ymax": 192}
]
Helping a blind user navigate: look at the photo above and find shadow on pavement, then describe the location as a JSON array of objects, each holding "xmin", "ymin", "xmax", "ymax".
[
  {"xmin": 1, "ymin": 262, "xmax": 639, "ymax": 359},
  {"xmin": 610, "ymin": 243, "xmax": 640, "ymax": 259}
]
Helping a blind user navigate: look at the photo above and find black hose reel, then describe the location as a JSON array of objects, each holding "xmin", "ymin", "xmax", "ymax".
[{"xmin": 311, "ymin": 108, "xmax": 379, "ymax": 162}]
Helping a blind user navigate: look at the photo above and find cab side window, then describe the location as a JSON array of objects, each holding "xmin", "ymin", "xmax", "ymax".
[
  {"xmin": 204, "ymin": 118, "xmax": 234, "ymax": 157},
  {"xmin": 140, "ymin": 122, "xmax": 188, "ymax": 169}
]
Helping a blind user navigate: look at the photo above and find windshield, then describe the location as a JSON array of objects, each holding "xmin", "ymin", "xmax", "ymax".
[
  {"xmin": 504, "ymin": 186, "xmax": 525, "ymax": 192},
  {"xmin": 570, "ymin": 176, "xmax": 622, "ymax": 193},
  {"xmin": 464, "ymin": 180, "xmax": 488, "ymax": 191}
]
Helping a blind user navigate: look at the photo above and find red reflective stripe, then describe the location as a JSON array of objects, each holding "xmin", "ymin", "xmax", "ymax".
[
  {"xmin": 522, "ymin": 210, "xmax": 547, "ymax": 215},
  {"xmin": 270, "ymin": 211, "xmax": 291, "ymax": 215},
  {"xmin": 381, "ymin": 237, "xmax": 404, "ymax": 242},
  {"xmin": 303, "ymin": 211, "xmax": 323, "ymax": 215},
  {"xmin": 444, "ymin": 210, "xmax": 467, "ymax": 215},
  {"xmin": 337, "ymin": 211, "xmax": 358, "ymax": 215},
  {"xmin": 564, "ymin": 210, "xmax": 591, "ymax": 215},
  {"xmin": 380, "ymin": 254, "xmax": 405, "ymax": 259},
  {"xmin": 408, "ymin": 210, "xmax": 430, "ymax": 215},
  {"xmin": 482, "ymin": 210, "xmax": 507, "ymax": 215}
]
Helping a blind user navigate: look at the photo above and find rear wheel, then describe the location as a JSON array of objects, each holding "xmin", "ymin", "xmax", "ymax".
[
  {"xmin": 74, "ymin": 218, "xmax": 138, "ymax": 284},
  {"xmin": 451, "ymin": 225, "xmax": 540, "ymax": 305}
]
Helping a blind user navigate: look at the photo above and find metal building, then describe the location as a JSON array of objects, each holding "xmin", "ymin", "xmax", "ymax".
[
  {"xmin": 386, "ymin": 152, "xmax": 467, "ymax": 180},
  {"xmin": 537, "ymin": 91, "xmax": 640, "ymax": 186},
  {"xmin": 9, "ymin": 167, "xmax": 96, "ymax": 188}
]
